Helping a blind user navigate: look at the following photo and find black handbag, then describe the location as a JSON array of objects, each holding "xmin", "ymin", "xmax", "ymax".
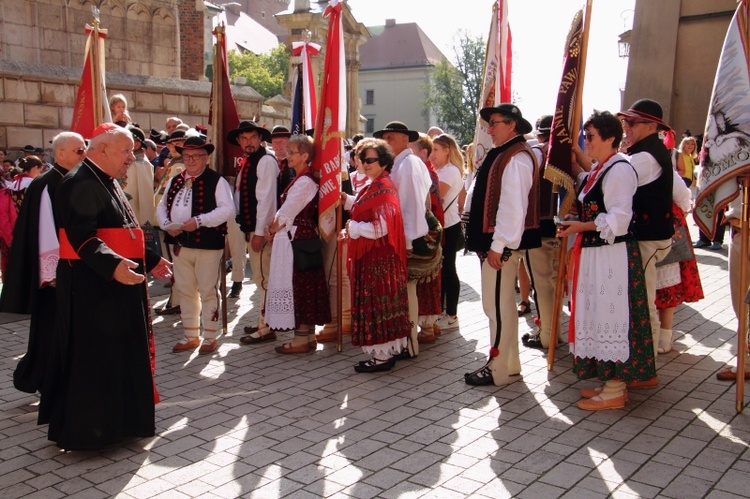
[{"xmin": 291, "ymin": 236, "xmax": 324, "ymax": 271}]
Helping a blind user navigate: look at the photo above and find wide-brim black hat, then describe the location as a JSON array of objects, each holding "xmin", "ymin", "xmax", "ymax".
[
  {"xmin": 227, "ymin": 120, "xmax": 272, "ymax": 145},
  {"xmin": 22, "ymin": 145, "xmax": 35, "ymax": 153},
  {"xmin": 127, "ymin": 125, "xmax": 146, "ymax": 143},
  {"xmin": 617, "ymin": 98, "xmax": 672, "ymax": 131},
  {"xmin": 167, "ymin": 130, "xmax": 187, "ymax": 143},
  {"xmin": 271, "ymin": 125, "xmax": 291, "ymax": 139},
  {"xmin": 373, "ymin": 121, "xmax": 419, "ymax": 142},
  {"xmin": 479, "ymin": 104, "xmax": 533, "ymax": 135},
  {"xmin": 176, "ymin": 135, "xmax": 215, "ymax": 155},
  {"xmin": 535, "ymin": 115, "xmax": 553, "ymax": 135}
]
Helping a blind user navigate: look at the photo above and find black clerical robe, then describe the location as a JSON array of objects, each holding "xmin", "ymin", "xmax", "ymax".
[
  {"xmin": 45, "ymin": 158, "xmax": 161, "ymax": 451},
  {"xmin": 0, "ymin": 164, "xmax": 68, "ymax": 397}
]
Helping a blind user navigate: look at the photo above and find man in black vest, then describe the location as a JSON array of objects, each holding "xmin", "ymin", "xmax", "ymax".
[
  {"xmin": 464, "ymin": 104, "xmax": 540, "ymax": 386},
  {"xmin": 227, "ymin": 121, "xmax": 278, "ymax": 343},
  {"xmin": 618, "ymin": 99, "xmax": 675, "ymax": 377},
  {"xmin": 157, "ymin": 135, "xmax": 235, "ymax": 355}
]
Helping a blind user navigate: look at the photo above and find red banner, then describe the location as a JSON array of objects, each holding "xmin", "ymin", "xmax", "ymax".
[
  {"xmin": 71, "ymin": 22, "xmax": 110, "ymax": 139},
  {"xmin": 313, "ymin": 0, "xmax": 347, "ymax": 241},
  {"xmin": 210, "ymin": 24, "xmax": 244, "ymax": 177}
]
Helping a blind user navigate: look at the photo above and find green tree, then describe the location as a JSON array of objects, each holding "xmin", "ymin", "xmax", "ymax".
[
  {"xmin": 227, "ymin": 44, "xmax": 290, "ymax": 99},
  {"xmin": 424, "ymin": 31, "xmax": 485, "ymax": 145}
]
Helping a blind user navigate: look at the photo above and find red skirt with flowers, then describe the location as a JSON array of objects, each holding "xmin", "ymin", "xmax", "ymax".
[
  {"xmin": 292, "ymin": 266, "xmax": 331, "ymax": 327},
  {"xmin": 656, "ymin": 206, "xmax": 704, "ymax": 309},
  {"xmin": 350, "ymin": 248, "xmax": 411, "ymax": 346},
  {"xmin": 417, "ymin": 269, "xmax": 442, "ymax": 316}
]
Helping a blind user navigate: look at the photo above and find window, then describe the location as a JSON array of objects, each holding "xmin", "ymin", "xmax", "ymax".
[
  {"xmin": 365, "ymin": 90, "xmax": 374, "ymax": 106},
  {"xmin": 366, "ymin": 118, "xmax": 375, "ymax": 134}
]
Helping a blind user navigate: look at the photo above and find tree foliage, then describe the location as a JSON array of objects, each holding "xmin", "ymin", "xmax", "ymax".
[
  {"xmin": 424, "ymin": 31, "xmax": 485, "ymax": 146},
  {"xmin": 227, "ymin": 45, "xmax": 290, "ymax": 99}
]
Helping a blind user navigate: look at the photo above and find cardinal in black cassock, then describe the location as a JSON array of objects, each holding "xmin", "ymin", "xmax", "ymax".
[{"xmin": 45, "ymin": 124, "xmax": 171, "ymax": 451}]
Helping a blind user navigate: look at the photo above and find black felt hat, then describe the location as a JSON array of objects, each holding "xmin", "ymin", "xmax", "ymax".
[
  {"xmin": 227, "ymin": 120, "xmax": 272, "ymax": 145},
  {"xmin": 617, "ymin": 98, "xmax": 672, "ymax": 131},
  {"xmin": 479, "ymin": 104, "xmax": 533, "ymax": 135},
  {"xmin": 373, "ymin": 121, "xmax": 419, "ymax": 142},
  {"xmin": 176, "ymin": 135, "xmax": 215, "ymax": 155}
]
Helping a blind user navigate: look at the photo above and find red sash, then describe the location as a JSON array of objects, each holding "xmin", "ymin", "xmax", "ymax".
[{"xmin": 59, "ymin": 228, "xmax": 145, "ymax": 260}]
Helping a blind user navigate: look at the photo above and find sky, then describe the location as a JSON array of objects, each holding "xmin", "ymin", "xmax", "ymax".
[{"xmin": 345, "ymin": 0, "xmax": 636, "ymax": 127}]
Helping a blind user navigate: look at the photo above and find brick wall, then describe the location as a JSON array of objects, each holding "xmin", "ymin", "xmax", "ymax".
[{"xmin": 178, "ymin": 0, "xmax": 204, "ymax": 81}]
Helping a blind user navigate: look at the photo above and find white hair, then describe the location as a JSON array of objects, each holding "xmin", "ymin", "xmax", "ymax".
[
  {"xmin": 87, "ymin": 126, "xmax": 133, "ymax": 151},
  {"xmin": 52, "ymin": 131, "xmax": 84, "ymax": 153}
]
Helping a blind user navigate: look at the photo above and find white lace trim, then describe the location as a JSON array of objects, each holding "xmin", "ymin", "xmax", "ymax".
[
  {"xmin": 361, "ymin": 337, "xmax": 408, "ymax": 359},
  {"xmin": 265, "ymin": 228, "xmax": 295, "ymax": 330},
  {"xmin": 656, "ymin": 262, "xmax": 681, "ymax": 290},
  {"xmin": 594, "ymin": 214, "xmax": 616, "ymax": 245},
  {"xmin": 39, "ymin": 249, "xmax": 58, "ymax": 286}
]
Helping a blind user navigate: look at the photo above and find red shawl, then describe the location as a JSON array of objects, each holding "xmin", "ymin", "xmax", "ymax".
[{"xmin": 349, "ymin": 172, "xmax": 406, "ymax": 269}]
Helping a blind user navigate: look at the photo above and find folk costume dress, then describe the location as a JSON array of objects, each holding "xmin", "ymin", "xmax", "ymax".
[
  {"xmin": 265, "ymin": 170, "xmax": 330, "ymax": 329},
  {"xmin": 569, "ymin": 153, "xmax": 656, "ymax": 382},
  {"xmin": 46, "ymin": 158, "xmax": 160, "ymax": 451},
  {"xmin": 0, "ymin": 164, "xmax": 68, "ymax": 400},
  {"xmin": 417, "ymin": 162, "xmax": 444, "ymax": 325},
  {"xmin": 347, "ymin": 172, "xmax": 411, "ymax": 357}
]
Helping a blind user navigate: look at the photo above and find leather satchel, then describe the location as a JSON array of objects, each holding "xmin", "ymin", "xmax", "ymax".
[{"xmin": 291, "ymin": 237, "xmax": 324, "ymax": 272}]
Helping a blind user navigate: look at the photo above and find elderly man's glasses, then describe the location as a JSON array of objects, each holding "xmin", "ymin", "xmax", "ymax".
[
  {"xmin": 621, "ymin": 118, "xmax": 649, "ymax": 127},
  {"xmin": 74, "ymin": 148, "xmax": 86, "ymax": 155},
  {"xmin": 183, "ymin": 153, "xmax": 208, "ymax": 162},
  {"xmin": 488, "ymin": 119, "xmax": 512, "ymax": 128}
]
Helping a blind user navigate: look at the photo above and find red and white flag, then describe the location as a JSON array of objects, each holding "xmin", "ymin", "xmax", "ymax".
[
  {"xmin": 473, "ymin": 0, "xmax": 512, "ymax": 168},
  {"xmin": 71, "ymin": 21, "xmax": 111, "ymax": 138},
  {"xmin": 209, "ymin": 23, "xmax": 244, "ymax": 177},
  {"xmin": 694, "ymin": 1, "xmax": 750, "ymax": 238},
  {"xmin": 313, "ymin": 0, "xmax": 347, "ymax": 241},
  {"xmin": 292, "ymin": 41, "xmax": 321, "ymax": 133}
]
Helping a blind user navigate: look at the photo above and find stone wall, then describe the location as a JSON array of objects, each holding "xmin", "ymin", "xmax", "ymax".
[
  {"xmin": 178, "ymin": 0, "xmax": 205, "ymax": 81},
  {"xmin": 0, "ymin": 60, "xmax": 264, "ymax": 157}
]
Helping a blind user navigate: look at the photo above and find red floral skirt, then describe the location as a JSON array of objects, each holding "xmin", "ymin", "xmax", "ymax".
[{"xmin": 417, "ymin": 269, "xmax": 442, "ymax": 315}]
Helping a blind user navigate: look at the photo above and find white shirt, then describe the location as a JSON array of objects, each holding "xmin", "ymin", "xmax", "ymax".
[
  {"xmin": 275, "ymin": 175, "xmax": 318, "ymax": 238},
  {"xmin": 157, "ymin": 170, "xmax": 235, "ymax": 229},
  {"xmin": 390, "ymin": 148, "xmax": 431, "ymax": 250},
  {"xmin": 234, "ymin": 154, "xmax": 278, "ymax": 234},
  {"xmin": 629, "ymin": 150, "xmax": 664, "ymax": 187},
  {"xmin": 437, "ymin": 163, "xmax": 463, "ymax": 228},
  {"xmin": 464, "ymin": 141, "xmax": 535, "ymax": 254}
]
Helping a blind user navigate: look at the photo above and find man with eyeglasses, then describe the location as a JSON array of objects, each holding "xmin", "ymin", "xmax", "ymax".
[
  {"xmin": 617, "ymin": 98, "xmax": 690, "ymax": 376},
  {"xmin": 157, "ymin": 135, "xmax": 234, "ymax": 355},
  {"xmin": 0, "ymin": 131, "xmax": 86, "ymax": 396},
  {"xmin": 463, "ymin": 104, "xmax": 540, "ymax": 386}
]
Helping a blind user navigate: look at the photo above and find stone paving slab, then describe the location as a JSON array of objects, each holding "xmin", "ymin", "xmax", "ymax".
[{"xmin": 1, "ymin": 225, "xmax": 749, "ymax": 498}]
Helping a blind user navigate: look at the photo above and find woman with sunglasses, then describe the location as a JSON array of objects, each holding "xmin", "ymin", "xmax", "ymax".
[
  {"xmin": 557, "ymin": 110, "xmax": 655, "ymax": 411},
  {"xmin": 340, "ymin": 139, "xmax": 411, "ymax": 372},
  {"xmin": 263, "ymin": 134, "xmax": 331, "ymax": 353}
]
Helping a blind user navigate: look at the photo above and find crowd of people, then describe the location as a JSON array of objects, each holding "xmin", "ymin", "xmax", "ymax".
[{"xmin": 0, "ymin": 92, "xmax": 744, "ymax": 451}]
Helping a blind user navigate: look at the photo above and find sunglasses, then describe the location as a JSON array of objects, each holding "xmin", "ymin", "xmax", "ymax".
[
  {"xmin": 75, "ymin": 148, "xmax": 86, "ymax": 155},
  {"xmin": 583, "ymin": 133, "xmax": 598, "ymax": 142},
  {"xmin": 621, "ymin": 118, "xmax": 649, "ymax": 127},
  {"xmin": 362, "ymin": 157, "xmax": 380, "ymax": 164}
]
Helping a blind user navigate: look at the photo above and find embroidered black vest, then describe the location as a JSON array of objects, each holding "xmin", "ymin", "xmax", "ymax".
[
  {"xmin": 237, "ymin": 148, "xmax": 267, "ymax": 233},
  {"xmin": 578, "ymin": 160, "xmax": 633, "ymax": 248},
  {"xmin": 165, "ymin": 168, "xmax": 227, "ymax": 250},
  {"xmin": 628, "ymin": 133, "xmax": 674, "ymax": 241}
]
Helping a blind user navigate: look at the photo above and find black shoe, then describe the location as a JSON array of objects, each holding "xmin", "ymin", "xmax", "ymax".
[
  {"xmin": 229, "ymin": 282, "xmax": 242, "ymax": 298},
  {"xmin": 692, "ymin": 240, "xmax": 710, "ymax": 248},
  {"xmin": 464, "ymin": 367, "xmax": 494, "ymax": 386},
  {"xmin": 243, "ymin": 325, "xmax": 259, "ymax": 334},
  {"xmin": 354, "ymin": 358, "xmax": 395, "ymax": 373},
  {"xmin": 524, "ymin": 336, "xmax": 544, "ymax": 349},
  {"xmin": 155, "ymin": 305, "xmax": 181, "ymax": 315},
  {"xmin": 392, "ymin": 349, "xmax": 412, "ymax": 361}
]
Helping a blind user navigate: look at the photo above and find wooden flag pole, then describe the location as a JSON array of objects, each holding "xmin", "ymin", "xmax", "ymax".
[
  {"xmin": 336, "ymin": 202, "xmax": 344, "ymax": 353},
  {"xmin": 90, "ymin": 20, "xmax": 103, "ymax": 127},
  {"xmin": 548, "ymin": 0, "xmax": 592, "ymax": 371},
  {"xmin": 212, "ymin": 26, "xmax": 229, "ymax": 336},
  {"xmin": 737, "ymin": 176, "xmax": 749, "ymax": 412}
]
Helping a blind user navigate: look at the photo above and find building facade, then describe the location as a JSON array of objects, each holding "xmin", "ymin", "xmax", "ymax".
[{"xmin": 622, "ymin": 0, "xmax": 737, "ymax": 138}]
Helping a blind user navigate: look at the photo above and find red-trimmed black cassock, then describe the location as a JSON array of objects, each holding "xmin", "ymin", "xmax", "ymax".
[{"xmin": 45, "ymin": 157, "xmax": 161, "ymax": 451}]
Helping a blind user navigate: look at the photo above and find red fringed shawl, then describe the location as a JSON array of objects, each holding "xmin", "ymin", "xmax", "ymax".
[{"xmin": 349, "ymin": 173, "xmax": 407, "ymax": 269}]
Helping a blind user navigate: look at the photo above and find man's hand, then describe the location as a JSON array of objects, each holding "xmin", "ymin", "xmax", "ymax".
[
  {"xmin": 487, "ymin": 249, "xmax": 504, "ymax": 270},
  {"xmin": 113, "ymin": 258, "xmax": 146, "ymax": 285},
  {"xmin": 151, "ymin": 258, "xmax": 173, "ymax": 280},
  {"xmin": 181, "ymin": 218, "xmax": 198, "ymax": 232},
  {"xmin": 250, "ymin": 234, "xmax": 265, "ymax": 252}
]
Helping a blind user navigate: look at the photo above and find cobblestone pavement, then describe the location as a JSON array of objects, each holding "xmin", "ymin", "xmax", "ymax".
[{"xmin": 1, "ymin": 227, "xmax": 749, "ymax": 499}]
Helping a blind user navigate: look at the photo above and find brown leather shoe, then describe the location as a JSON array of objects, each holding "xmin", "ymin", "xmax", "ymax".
[
  {"xmin": 243, "ymin": 325, "xmax": 259, "ymax": 334},
  {"xmin": 316, "ymin": 329, "xmax": 338, "ymax": 343},
  {"xmin": 716, "ymin": 367, "xmax": 750, "ymax": 381},
  {"xmin": 199, "ymin": 340, "xmax": 217, "ymax": 355},
  {"xmin": 576, "ymin": 393, "xmax": 626, "ymax": 411},
  {"xmin": 172, "ymin": 337, "xmax": 200, "ymax": 352},
  {"xmin": 418, "ymin": 331, "xmax": 436, "ymax": 343},
  {"xmin": 626, "ymin": 377, "xmax": 658, "ymax": 390},
  {"xmin": 275, "ymin": 342, "xmax": 311, "ymax": 354},
  {"xmin": 240, "ymin": 331, "xmax": 277, "ymax": 344}
]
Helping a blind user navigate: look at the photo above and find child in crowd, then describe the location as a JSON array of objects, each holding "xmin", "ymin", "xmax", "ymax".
[{"xmin": 109, "ymin": 94, "xmax": 132, "ymax": 126}]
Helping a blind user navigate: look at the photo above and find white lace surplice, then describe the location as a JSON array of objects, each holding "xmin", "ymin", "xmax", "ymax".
[
  {"xmin": 265, "ymin": 227, "xmax": 295, "ymax": 330},
  {"xmin": 38, "ymin": 186, "xmax": 59, "ymax": 286}
]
